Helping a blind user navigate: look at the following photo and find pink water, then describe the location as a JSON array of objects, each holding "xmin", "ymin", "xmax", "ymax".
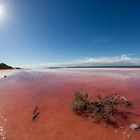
[{"xmin": 0, "ymin": 69, "xmax": 140, "ymax": 140}]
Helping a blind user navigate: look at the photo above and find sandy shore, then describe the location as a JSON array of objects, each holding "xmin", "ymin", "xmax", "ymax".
[
  {"xmin": 0, "ymin": 68, "xmax": 140, "ymax": 140},
  {"xmin": 0, "ymin": 69, "xmax": 23, "ymax": 78}
]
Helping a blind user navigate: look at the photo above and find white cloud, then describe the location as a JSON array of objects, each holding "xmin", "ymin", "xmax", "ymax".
[
  {"xmin": 21, "ymin": 54, "xmax": 140, "ymax": 68},
  {"xmin": 78, "ymin": 55, "xmax": 140, "ymax": 64}
]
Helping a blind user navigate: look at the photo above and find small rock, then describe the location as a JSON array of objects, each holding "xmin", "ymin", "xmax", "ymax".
[{"xmin": 130, "ymin": 123, "xmax": 140, "ymax": 130}]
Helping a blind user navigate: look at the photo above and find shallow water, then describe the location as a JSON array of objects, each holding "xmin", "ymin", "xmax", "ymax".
[{"xmin": 0, "ymin": 68, "xmax": 140, "ymax": 140}]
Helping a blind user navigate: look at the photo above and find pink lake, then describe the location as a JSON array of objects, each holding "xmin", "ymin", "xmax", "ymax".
[{"xmin": 0, "ymin": 68, "xmax": 140, "ymax": 140}]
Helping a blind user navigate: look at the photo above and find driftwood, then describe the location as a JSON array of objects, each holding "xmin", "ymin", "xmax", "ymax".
[
  {"xmin": 33, "ymin": 106, "xmax": 38, "ymax": 115},
  {"xmin": 32, "ymin": 112, "xmax": 40, "ymax": 121},
  {"xmin": 32, "ymin": 106, "xmax": 40, "ymax": 121}
]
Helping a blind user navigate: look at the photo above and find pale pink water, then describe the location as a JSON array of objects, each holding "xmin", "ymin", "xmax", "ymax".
[{"xmin": 0, "ymin": 68, "xmax": 140, "ymax": 140}]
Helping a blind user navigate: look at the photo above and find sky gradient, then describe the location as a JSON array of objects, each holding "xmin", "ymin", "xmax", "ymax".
[{"xmin": 0, "ymin": 0, "xmax": 140, "ymax": 67}]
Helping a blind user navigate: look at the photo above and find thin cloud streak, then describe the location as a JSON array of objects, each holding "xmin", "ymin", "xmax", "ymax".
[{"xmin": 22, "ymin": 55, "xmax": 140, "ymax": 68}]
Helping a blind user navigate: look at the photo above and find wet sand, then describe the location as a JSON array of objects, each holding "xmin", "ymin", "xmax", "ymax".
[
  {"xmin": 0, "ymin": 68, "xmax": 140, "ymax": 140},
  {"xmin": 0, "ymin": 70, "xmax": 21, "ymax": 78}
]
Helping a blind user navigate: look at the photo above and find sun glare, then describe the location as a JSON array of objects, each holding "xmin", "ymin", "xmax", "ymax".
[{"xmin": 0, "ymin": 5, "xmax": 6, "ymax": 21}]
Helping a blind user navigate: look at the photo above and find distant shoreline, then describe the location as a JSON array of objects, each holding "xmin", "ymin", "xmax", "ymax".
[{"xmin": 47, "ymin": 66, "xmax": 140, "ymax": 69}]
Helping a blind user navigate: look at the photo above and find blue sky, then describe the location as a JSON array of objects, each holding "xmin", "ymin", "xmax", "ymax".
[{"xmin": 0, "ymin": 0, "xmax": 140, "ymax": 67}]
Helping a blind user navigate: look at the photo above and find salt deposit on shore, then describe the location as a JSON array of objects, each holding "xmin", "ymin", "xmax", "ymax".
[{"xmin": 0, "ymin": 69, "xmax": 22, "ymax": 78}]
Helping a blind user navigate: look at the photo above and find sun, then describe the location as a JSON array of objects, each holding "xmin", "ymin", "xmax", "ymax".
[{"xmin": 0, "ymin": 5, "xmax": 6, "ymax": 20}]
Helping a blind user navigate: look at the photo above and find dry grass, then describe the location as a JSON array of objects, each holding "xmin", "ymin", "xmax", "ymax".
[{"xmin": 70, "ymin": 92, "xmax": 132, "ymax": 125}]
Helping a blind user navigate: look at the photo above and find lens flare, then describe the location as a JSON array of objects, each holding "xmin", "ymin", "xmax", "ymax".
[{"xmin": 0, "ymin": 5, "xmax": 6, "ymax": 21}]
